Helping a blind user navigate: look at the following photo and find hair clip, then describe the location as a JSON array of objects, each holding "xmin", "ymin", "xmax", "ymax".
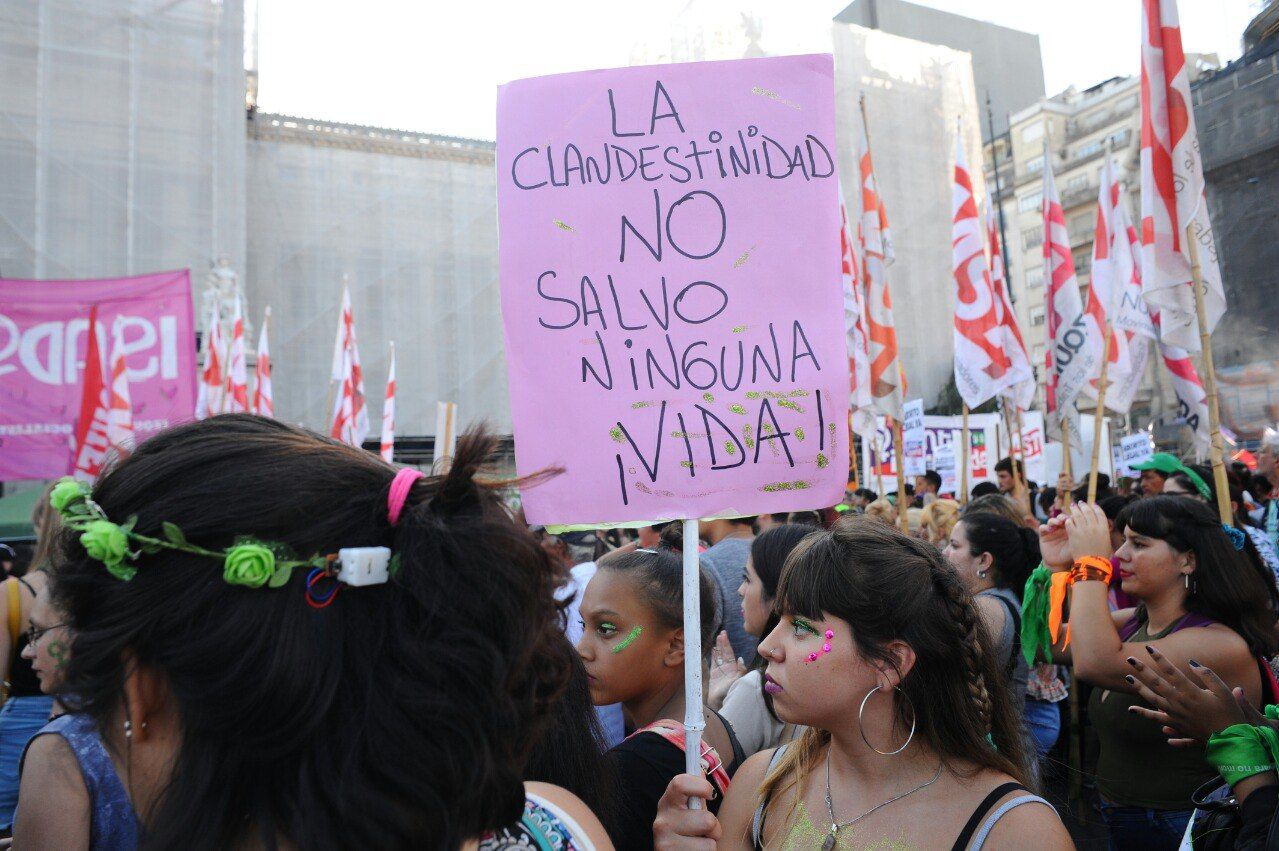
[
  {"xmin": 305, "ymin": 567, "xmax": 341, "ymax": 609},
  {"xmin": 1222, "ymin": 524, "xmax": 1246, "ymax": 551}
]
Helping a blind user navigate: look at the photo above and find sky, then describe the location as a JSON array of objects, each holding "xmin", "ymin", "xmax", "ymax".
[{"xmin": 255, "ymin": 0, "xmax": 1261, "ymax": 141}]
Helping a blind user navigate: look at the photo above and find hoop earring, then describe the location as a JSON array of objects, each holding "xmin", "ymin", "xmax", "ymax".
[{"xmin": 858, "ymin": 684, "xmax": 916, "ymax": 756}]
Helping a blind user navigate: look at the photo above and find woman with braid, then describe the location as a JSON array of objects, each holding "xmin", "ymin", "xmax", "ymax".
[{"xmin": 651, "ymin": 521, "xmax": 1070, "ymax": 850}]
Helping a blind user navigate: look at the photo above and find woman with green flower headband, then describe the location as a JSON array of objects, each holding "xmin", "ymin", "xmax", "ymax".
[{"xmin": 13, "ymin": 414, "xmax": 614, "ymax": 851}]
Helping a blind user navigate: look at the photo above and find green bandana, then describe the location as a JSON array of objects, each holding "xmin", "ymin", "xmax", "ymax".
[
  {"xmin": 1021, "ymin": 564, "xmax": 1053, "ymax": 667},
  {"xmin": 1206, "ymin": 705, "xmax": 1279, "ymax": 787}
]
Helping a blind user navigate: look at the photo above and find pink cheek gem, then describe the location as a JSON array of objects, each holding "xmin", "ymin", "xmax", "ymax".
[
  {"xmin": 825, "ymin": 630, "xmax": 834, "ymax": 640},
  {"xmin": 822, "ymin": 644, "xmax": 832, "ymax": 653},
  {"xmin": 807, "ymin": 652, "xmax": 819, "ymax": 662}
]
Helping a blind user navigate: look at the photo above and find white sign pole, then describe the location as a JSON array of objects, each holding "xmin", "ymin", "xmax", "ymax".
[{"xmin": 681, "ymin": 518, "xmax": 705, "ymax": 803}]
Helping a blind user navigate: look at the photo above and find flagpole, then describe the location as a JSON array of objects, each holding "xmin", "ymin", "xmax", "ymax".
[
  {"xmin": 873, "ymin": 429, "xmax": 885, "ymax": 497},
  {"xmin": 324, "ymin": 275, "xmax": 347, "ymax": 427},
  {"xmin": 850, "ymin": 416, "xmax": 862, "ymax": 493},
  {"xmin": 960, "ymin": 404, "xmax": 970, "ymax": 505},
  {"xmin": 893, "ymin": 418, "xmax": 909, "ymax": 533},
  {"xmin": 1004, "ymin": 402, "xmax": 1029, "ymax": 514},
  {"xmin": 1013, "ymin": 405, "xmax": 1032, "ymax": 514},
  {"xmin": 1186, "ymin": 224, "xmax": 1232, "ymax": 525},
  {"xmin": 681, "ymin": 518, "xmax": 706, "ymax": 791},
  {"xmin": 1087, "ymin": 325, "xmax": 1113, "ymax": 503},
  {"xmin": 256, "ymin": 305, "xmax": 272, "ymax": 415}
]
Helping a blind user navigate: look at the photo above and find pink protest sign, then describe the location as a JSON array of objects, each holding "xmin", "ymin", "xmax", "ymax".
[
  {"xmin": 497, "ymin": 54, "xmax": 847, "ymax": 525},
  {"xmin": 0, "ymin": 270, "xmax": 196, "ymax": 480}
]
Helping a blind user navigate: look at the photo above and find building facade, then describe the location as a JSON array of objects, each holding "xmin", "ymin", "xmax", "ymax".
[{"xmin": 835, "ymin": 0, "xmax": 1045, "ymax": 141}]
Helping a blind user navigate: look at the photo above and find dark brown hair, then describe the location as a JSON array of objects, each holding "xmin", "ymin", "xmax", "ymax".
[
  {"xmin": 757, "ymin": 520, "xmax": 1032, "ymax": 811},
  {"xmin": 51, "ymin": 414, "xmax": 573, "ymax": 850}
]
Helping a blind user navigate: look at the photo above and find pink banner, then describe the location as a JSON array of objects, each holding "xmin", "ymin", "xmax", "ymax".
[
  {"xmin": 497, "ymin": 55, "xmax": 847, "ymax": 525},
  {"xmin": 0, "ymin": 270, "xmax": 196, "ymax": 480}
]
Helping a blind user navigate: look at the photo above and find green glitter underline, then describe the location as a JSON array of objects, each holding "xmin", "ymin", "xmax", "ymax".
[{"xmin": 613, "ymin": 625, "xmax": 643, "ymax": 653}]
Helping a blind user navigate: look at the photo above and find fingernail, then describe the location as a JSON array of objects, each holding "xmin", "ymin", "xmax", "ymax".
[
  {"xmin": 1189, "ymin": 659, "xmax": 1201, "ymax": 667},
  {"xmin": 1124, "ymin": 675, "xmax": 1135, "ymax": 684},
  {"xmin": 1145, "ymin": 645, "xmax": 1156, "ymax": 654},
  {"xmin": 1126, "ymin": 657, "xmax": 1138, "ymax": 666}
]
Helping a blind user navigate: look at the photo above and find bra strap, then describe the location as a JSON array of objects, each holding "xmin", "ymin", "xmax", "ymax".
[{"xmin": 952, "ymin": 782, "xmax": 1027, "ymax": 851}]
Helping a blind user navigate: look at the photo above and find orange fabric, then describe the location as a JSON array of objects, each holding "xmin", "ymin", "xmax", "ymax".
[
  {"xmin": 1070, "ymin": 555, "xmax": 1114, "ymax": 584},
  {"xmin": 1049, "ymin": 570, "xmax": 1070, "ymax": 645}
]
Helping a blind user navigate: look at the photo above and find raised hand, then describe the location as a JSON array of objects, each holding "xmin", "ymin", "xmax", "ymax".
[
  {"xmin": 1038, "ymin": 514, "xmax": 1072, "ymax": 571},
  {"xmin": 1126, "ymin": 646, "xmax": 1250, "ymax": 746},
  {"xmin": 1064, "ymin": 502, "xmax": 1114, "ymax": 561},
  {"xmin": 708, "ymin": 631, "xmax": 747, "ymax": 710}
]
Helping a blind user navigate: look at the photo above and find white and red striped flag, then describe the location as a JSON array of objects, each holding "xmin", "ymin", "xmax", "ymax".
[
  {"xmin": 380, "ymin": 344, "xmax": 396, "ymax": 462},
  {"xmin": 951, "ymin": 134, "xmax": 1028, "ymax": 409},
  {"xmin": 72, "ymin": 307, "xmax": 111, "ymax": 482},
  {"xmin": 195, "ymin": 301, "xmax": 225, "ymax": 420},
  {"xmin": 252, "ymin": 307, "xmax": 273, "ymax": 418},
  {"xmin": 986, "ymin": 204, "xmax": 1035, "ymax": 411},
  {"xmin": 331, "ymin": 343, "xmax": 357, "ymax": 446},
  {"xmin": 105, "ymin": 316, "xmax": 134, "ymax": 451},
  {"xmin": 858, "ymin": 116, "xmax": 904, "ymax": 421},
  {"xmin": 330, "ymin": 286, "xmax": 370, "ymax": 445},
  {"xmin": 224, "ymin": 294, "xmax": 249, "ymax": 413},
  {"xmin": 1043, "ymin": 149, "xmax": 1099, "ymax": 430},
  {"xmin": 1140, "ymin": 0, "xmax": 1224, "ymax": 351},
  {"xmin": 1082, "ymin": 154, "xmax": 1138, "ymax": 413},
  {"xmin": 840, "ymin": 193, "xmax": 875, "ymax": 437}
]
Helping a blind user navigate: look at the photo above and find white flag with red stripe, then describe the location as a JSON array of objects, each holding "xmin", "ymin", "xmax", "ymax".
[
  {"xmin": 330, "ymin": 286, "xmax": 370, "ymax": 444},
  {"xmin": 1081, "ymin": 155, "xmax": 1136, "ymax": 413},
  {"xmin": 986, "ymin": 205, "xmax": 1035, "ymax": 411},
  {"xmin": 195, "ymin": 301, "xmax": 225, "ymax": 420},
  {"xmin": 72, "ymin": 307, "xmax": 111, "ymax": 482},
  {"xmin": 840, "ymin": 193, "xmax": 875, "ymax": 437},
  {"xmin": 252, "ymin": 308, "xmax": 273, "ymax": 418},
  {"xmin": 1140, "ymin": 0, "xmax": 1224, "ymax": 352},
  {"xmin": 224, "ymin": 294, "xmax": 249, "ymax": 413},
  {"xmin": 105, "ymin": 316, "xmax": 134, "ymax": 451},
  {"xmin": 380, "ymin": 345, "xmax": 396, "ymax": 463},
  {"xmin": 331, "ymin": 343, "xmax": 358, "ymax": 446},
  {"xmin": 951, "ymin": 135, "xmax": 1029, "ymax": 409},
  {"xmin": 858, "ymin": 117, "xmax": 904, "ymax": 421},
  {"xmin": 1043, "ymin": 151, "xmax": 1099, "ymax": 428}
]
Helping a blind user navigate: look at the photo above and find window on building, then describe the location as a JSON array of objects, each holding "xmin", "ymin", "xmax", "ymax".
[
  {"xmin": 1066, "ymin": 174, "xmax": 1089, "ymax": 193},
  {"xmin": 1073, "ymin": 249, "xmax": 1091, "ymax": 273},
  {"xmin": 1025, "ymin": 266, "xmax": 1044, "ymax": 288},
  {"xmin": 1022, "ymin": 228, "xmax": 1043, "ymax": 251},
  {"xmin": 1022, "ymin": 123, "xmax": 1044, "ymax": 143},
  {"xmin": 1018, "ymin": 191, "xmax": 1043, "ymax": 212},
  {"xmin": 1030, "ymin": 308, "xmax": 1046, "ymax": 327},
  {"xmin": 1024, "ymin": 157, "xmax": 1044, "ymax": 174},
  {"xmin": 1069, "ymin": 213, "xmax": 1094, "ymax": 238},
  {"xmin": 1076, "ymin": 139, "xmax": 1103, "ymax": 160}
]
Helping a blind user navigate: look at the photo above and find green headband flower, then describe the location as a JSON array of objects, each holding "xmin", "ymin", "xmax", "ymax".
[{"xmin": 52, "ymin": 477, "xmax": 330, "ymax": 588}]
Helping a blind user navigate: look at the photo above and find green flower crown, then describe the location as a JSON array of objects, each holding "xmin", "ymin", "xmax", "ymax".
[{"xmin": 51, "ymin": 477, "xmax": 332, "ymax": 588}]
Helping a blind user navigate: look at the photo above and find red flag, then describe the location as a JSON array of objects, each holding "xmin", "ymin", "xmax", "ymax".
[
  {"xmin": 72, "ymin": 307, "xmax": 111, "ymax": 482},
  {"xmin": 195, "ymin": 301, "xmax": 225, "ymax": 420},
  {"xmin": 105, "ymin": 316, "xmax": 134, "ymax": 451},
  {"xmin": 858, "ymin": 116, "xmax": 904, "ymax": 420},
  {"xmin": 330, "ymin": 287, "xmax": 369, "ymax": 444},
  {"xmin": 1140, "ymin": 0, "xmax": 1224, "ymax": 351},
  {"xmin": 252, "ymin": 307, "xmax": 273, "ymax": 418},
  {"xmin": 224, "ymin": 295, "xmax": 249, "ymax": 413},
  {"xmin": 380, "ymin": 345, "xmax": 396, "ymax": 463},
  {"xmin": 841, "ymin": 194, "xmax": 874, "ymax": 437},
  {"xmin": 986, "ymin": 204, "xmax": 1035, "ymax": 411}
]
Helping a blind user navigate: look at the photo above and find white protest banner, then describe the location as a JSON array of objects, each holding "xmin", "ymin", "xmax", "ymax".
[
  {"xmin": 933, "ymin": 444, "xmax": 957, "ymax": 495},
  {"xmin": 862, "ymin": 413, "xmax": 999, "ymax": 494},
  {"xmin": 902, "ymin": 398, "xmax": 926, "ymax": 478},
  {"xmin": 1019, "ymin": 409, "xmax": 1047, "ymax": 486},
  {"xmin": 498, "ymin": 55, "xmax": 847, "ymax": 525},
  {"xmin": 1119, "ymin": 432, "xmax": 1155, "ymax": 478}
]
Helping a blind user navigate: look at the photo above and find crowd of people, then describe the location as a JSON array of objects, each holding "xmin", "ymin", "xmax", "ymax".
[{"xmin": 2, "ymin": 415, "xmax": 1279, "ymax": 848}]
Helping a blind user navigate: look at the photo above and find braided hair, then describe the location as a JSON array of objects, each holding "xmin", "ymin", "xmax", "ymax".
[{"xmin": 756, "ymin": 520, "xmax": 1032, "ymax": 819}]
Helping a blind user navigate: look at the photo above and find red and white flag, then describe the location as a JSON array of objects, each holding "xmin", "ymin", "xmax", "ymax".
[
  {"xmin": 331, "ymin": 343, "xmax": 358, "ymax": 446},
  {"xmin": 224, "ymin": 294, "xmax": 249, "ymax": 414},
  {"xmin": 986, "ymin": 205, "xmax": 1035, "ymax": 411},
  {"xmin": 380, "ymin": 344, "xmax": 396, "ymax": 463},
  {"xmin": 1082, "ymin": 154, "xmax": 1137, "ymax": 413},
  {"xmin": 330, "ymin": 286, "xmax": 370, "ymax": 445},
  {"xmin": 105, "ymin": 316, "xmax": 134, "ymax": 451},
  {"xmin": 858, "ymin": 117, "xmax": 904, "ymax": 421},
  {"xmin": 1043, "ymin": 150, "xmax": 1099, "ymax": 429},
  {"xmin": 1140, "ymin": 0, "xmax": 1224, "ymax": 352},
  {"xmin": 195, "ymin": 301, "xmax": 225, "ymax": 420},
  {"xmin": 72, "ymin": 307, "xmax": 111, "ymax": 482},
  {"xmin": 252, "ymin": 307, "xmax": 273, "ymax": 418},
  {"xmin": 840, "ymin": 192, "xmax": 875, "ymax": 437},
  {"xmin": 951, "ymin": 135, "xmax": 1028, "ymax": 409}
]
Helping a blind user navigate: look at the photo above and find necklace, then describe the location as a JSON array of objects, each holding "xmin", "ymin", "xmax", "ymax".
[{"xmin": 821, "ymin": 749, "xmax": 943, "ymax": 851}]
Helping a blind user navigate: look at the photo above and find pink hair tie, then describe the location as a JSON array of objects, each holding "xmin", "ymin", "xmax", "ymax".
[{"xmin": 387, "ymin": 468, "xmax": 426, "ymax": 526}]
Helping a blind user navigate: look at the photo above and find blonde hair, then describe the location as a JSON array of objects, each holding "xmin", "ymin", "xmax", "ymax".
[
  {"xmin": 921, "ymin": 499, "xmax": 961, "ymax": 544},
  {"xmin": 864, "ymin": 499, "xmax": 897, "ymax": 525}
]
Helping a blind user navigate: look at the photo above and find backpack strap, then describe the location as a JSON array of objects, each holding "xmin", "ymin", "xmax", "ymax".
[
  {"xmin": 627, "ymin": 719, "xmax": 733, "ymax": 794},
  {"xmin": 952, "ymin": 782, "xmax": 1026, "ymax": 851},
  {"xmin": 991, "ymin": 593, "xmax": 1021, "ymax": 674},
  {"xmin": 750, "ymin": 744, "xmax": 789, "ymax": 850},
  {"xmin": 965, "ymin": 793, "xmax": 1056, "ymax": 850}
]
